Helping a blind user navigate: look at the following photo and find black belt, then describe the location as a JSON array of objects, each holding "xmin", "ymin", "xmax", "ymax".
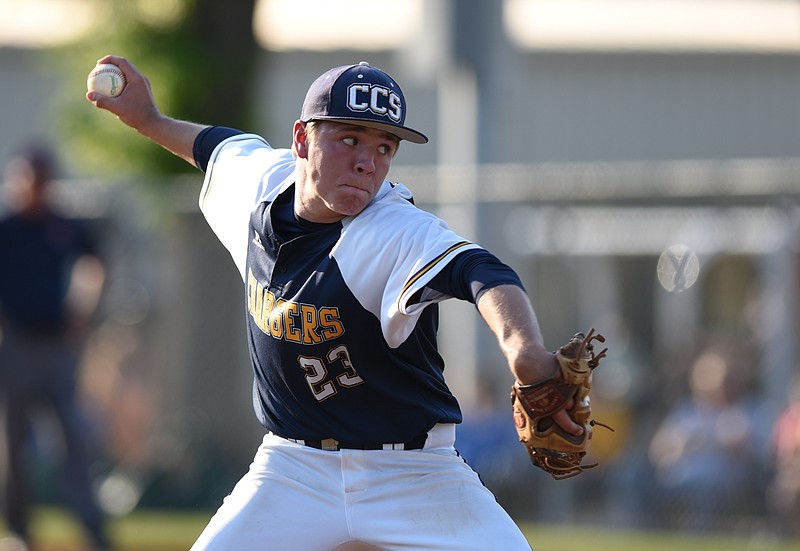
[{"xmin": 282, "ymin": 433, "xmax": 428, "ymax": 451}]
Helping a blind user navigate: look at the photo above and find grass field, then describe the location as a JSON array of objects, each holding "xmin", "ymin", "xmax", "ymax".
[
  {"xmin": 517, "ymin": 523, "xmax": 800, "ymax": 551},
  {"xmin": 1, "ymin": 507, "xmax": 207, "ymax": 551},
  {"xmin": 2, "ymin": 508, "xmax": 799, "ymax": 551}
]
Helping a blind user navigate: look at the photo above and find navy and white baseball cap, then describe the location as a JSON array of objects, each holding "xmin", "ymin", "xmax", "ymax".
[{"xmin": 300, "ymin": 62, "xmax": 428, "ymax": 144}]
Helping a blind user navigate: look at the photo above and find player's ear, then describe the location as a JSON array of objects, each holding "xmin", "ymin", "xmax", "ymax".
[{"xmin": 293, "ymin": 120, "xmax": 310, "ymax": 159}]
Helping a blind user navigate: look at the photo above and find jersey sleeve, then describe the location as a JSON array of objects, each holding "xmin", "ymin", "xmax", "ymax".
[
  {"xmin": 333, "ymin": 183, "xmax": 481, "ymax": 348},
  {"xmin": 420, "ymin": 248, "xmax": 525, "ymax": 304},
  {"xmin": 198, "ymin": 134, "xmax": 296, "ymax": 277},
  {"xmin": 193, "ymin": 126, "xmax": 247, "ymax": 172}
]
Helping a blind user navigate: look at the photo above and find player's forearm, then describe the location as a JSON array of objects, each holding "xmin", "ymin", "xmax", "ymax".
[
  {"xmin": 134, "ymin": 114, "xmax": 207, "ymax": 168},
  {"xmin": 476, "ymin": 284, "xmax": 558, "ymax": 385}
]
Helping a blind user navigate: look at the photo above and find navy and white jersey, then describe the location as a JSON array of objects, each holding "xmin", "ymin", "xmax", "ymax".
[{"xmin": 199, "ymin": 134, "xmax": 484, "ymax": 443}]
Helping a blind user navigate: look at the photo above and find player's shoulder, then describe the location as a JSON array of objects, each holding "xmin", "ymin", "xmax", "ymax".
[
  {"xmin": 211, "ymin": 133, "xmax": 291, "ymax": 166},
  {"xmin": 203, "ymin": 134, "xmax": 296, "ymax": 206},
  {"xmin": 341, "ymin": 182, "xmax": 450, "ymax": 254},
  {"xmin": 366, "ymin": 182, "xmax": 436, "ymax": 221},
  {"xmin": 353, "ymin": 183, "xmax": 441, "ymax": 231}
]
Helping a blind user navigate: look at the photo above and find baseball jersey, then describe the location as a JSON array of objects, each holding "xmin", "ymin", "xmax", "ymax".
[{"xmin": 198, "ymin": 132, "xmax": 503, "ymax": 443}]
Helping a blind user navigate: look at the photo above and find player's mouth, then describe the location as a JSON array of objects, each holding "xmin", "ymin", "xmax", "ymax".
[{"xmin": 341, "ymin": 182, "xmax": 372, "ymax": 195}]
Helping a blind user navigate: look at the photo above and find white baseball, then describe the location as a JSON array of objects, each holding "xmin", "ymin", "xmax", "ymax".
[{"xmin": 87, "ymin": 63, "xmax": 127, "ymax": 97}]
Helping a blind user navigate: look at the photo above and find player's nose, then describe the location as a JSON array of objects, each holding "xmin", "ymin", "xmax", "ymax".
[{"xmin": 353, "ymin": 149, "xmax": 376, "ymax": 174}]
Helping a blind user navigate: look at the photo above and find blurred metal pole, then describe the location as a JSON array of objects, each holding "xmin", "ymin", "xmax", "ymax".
[
  {"xmin": 436, "ymin": 64, "xmax": 480, "ymax": 408},
  {"xmin": 758, "ymin": 210, "xmax": 799, "ymax": 431},
  {"xmin": 437, "ymin": 0, "xmax": 524, "ymax": 410}
]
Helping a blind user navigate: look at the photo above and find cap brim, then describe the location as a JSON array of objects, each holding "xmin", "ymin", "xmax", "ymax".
[{"xmin": 307, "ymin": 116, "xmax": 428, "ymax": 144}]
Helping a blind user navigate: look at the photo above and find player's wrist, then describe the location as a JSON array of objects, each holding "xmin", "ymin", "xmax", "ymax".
[{"xmin": 511, "ymin": 347, "xmax": 559, "ymax": 387}]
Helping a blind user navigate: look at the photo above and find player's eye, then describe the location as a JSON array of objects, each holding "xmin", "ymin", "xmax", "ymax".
[
  {"xmin": 342, "ymin": 137, "xmax": 357, "ymax": 146},
  {"xmin": 378, "ymin": 144, "xmax": 391, "ymax": 155}
]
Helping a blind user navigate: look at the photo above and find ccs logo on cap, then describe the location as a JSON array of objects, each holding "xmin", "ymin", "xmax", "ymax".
[{"xmin": 347, "ymin": 84, "xmax": 403, "ymax": 123}]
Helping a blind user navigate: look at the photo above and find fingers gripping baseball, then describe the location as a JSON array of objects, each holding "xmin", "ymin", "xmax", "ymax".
[
  {"xmin": 511, "ymin": 329, "xmax": 612, "ymax": 479},
  {"xmin": 87, "ymin": 63, "xmax": 126, "ymax": 97},
  {"xmin": 85, "ymin": 55, "xmax": 161, "ymax": 131}
]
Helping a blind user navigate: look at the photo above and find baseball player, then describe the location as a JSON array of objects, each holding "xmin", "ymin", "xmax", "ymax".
[{"xmin": 87, "ymin": 55, "xmax": 582, "ymax": 551}]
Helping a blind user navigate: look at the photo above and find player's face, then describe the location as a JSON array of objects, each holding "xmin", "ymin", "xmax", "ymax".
[{"xmin": 294, "ymin": 121, "xmax": 398, "ymax": 223}]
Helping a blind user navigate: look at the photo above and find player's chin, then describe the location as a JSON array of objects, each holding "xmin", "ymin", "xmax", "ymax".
[
  {"xmin": 331, "ymin": 194, "xmax": 374, "ymax": 217},
  {"xmin": 334, "ymin": 204, "xmax": 370, "ymax": 218},
  {"xmin": 331, "ymin": 542, "xmax": 387, "ymax": 551}
]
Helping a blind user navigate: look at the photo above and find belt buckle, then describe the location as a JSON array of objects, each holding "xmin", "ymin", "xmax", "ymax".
[{"xmin": 320, "ymin": 438, "xmax": 340, "ymax": 451}]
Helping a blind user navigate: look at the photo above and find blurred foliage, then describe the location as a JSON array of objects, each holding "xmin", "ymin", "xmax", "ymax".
[{"xmin": 51, "ymin": 0, "xmax": 259, "ymax": 177}]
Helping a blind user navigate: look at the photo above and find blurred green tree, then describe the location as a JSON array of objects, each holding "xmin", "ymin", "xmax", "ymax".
[{"xmin": 56, "ymin": 0, "xmax": 259, "ymax": 177}]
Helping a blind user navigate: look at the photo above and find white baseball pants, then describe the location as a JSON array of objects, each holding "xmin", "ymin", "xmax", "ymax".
[{"xmin": 189, "ymin": 424, "xmax": 532, "ymax": 551}]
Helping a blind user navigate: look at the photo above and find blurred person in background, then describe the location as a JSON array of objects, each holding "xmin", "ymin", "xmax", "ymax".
[
  {"xmin": 454, "ymin": 376, "xmax": 527, "ymax": 510},
  {"xmin": 0, "ymin": 145, "xmax": 109, "ymax": 551},
  {"xmin": 766, "ymin": 374, "xmax": 800, "ymax": 536},
  {"xmin": 647, "ymin": 338, "xmax": 764, "ymax": 532}
]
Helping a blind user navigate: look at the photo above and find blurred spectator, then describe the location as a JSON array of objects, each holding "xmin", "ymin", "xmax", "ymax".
[
  {"xmin": 0, "ymin": 145, "xmax": 109, "ymax": 551},
  {"xmin": 455, "ymin": 377, "xmax": 525, "ymax": 500},
  {"xmin": 647, "ymin": 339, "xmax": 763, "ymax": 532},
  {"xmin": 766, "ymin": 374, "xmax": 800, "ymax": 536}
]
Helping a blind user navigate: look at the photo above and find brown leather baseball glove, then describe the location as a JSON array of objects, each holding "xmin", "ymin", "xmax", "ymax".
[{"xmin": 511, "ymin": 329, "xmax": 611, "ymax": 480}]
